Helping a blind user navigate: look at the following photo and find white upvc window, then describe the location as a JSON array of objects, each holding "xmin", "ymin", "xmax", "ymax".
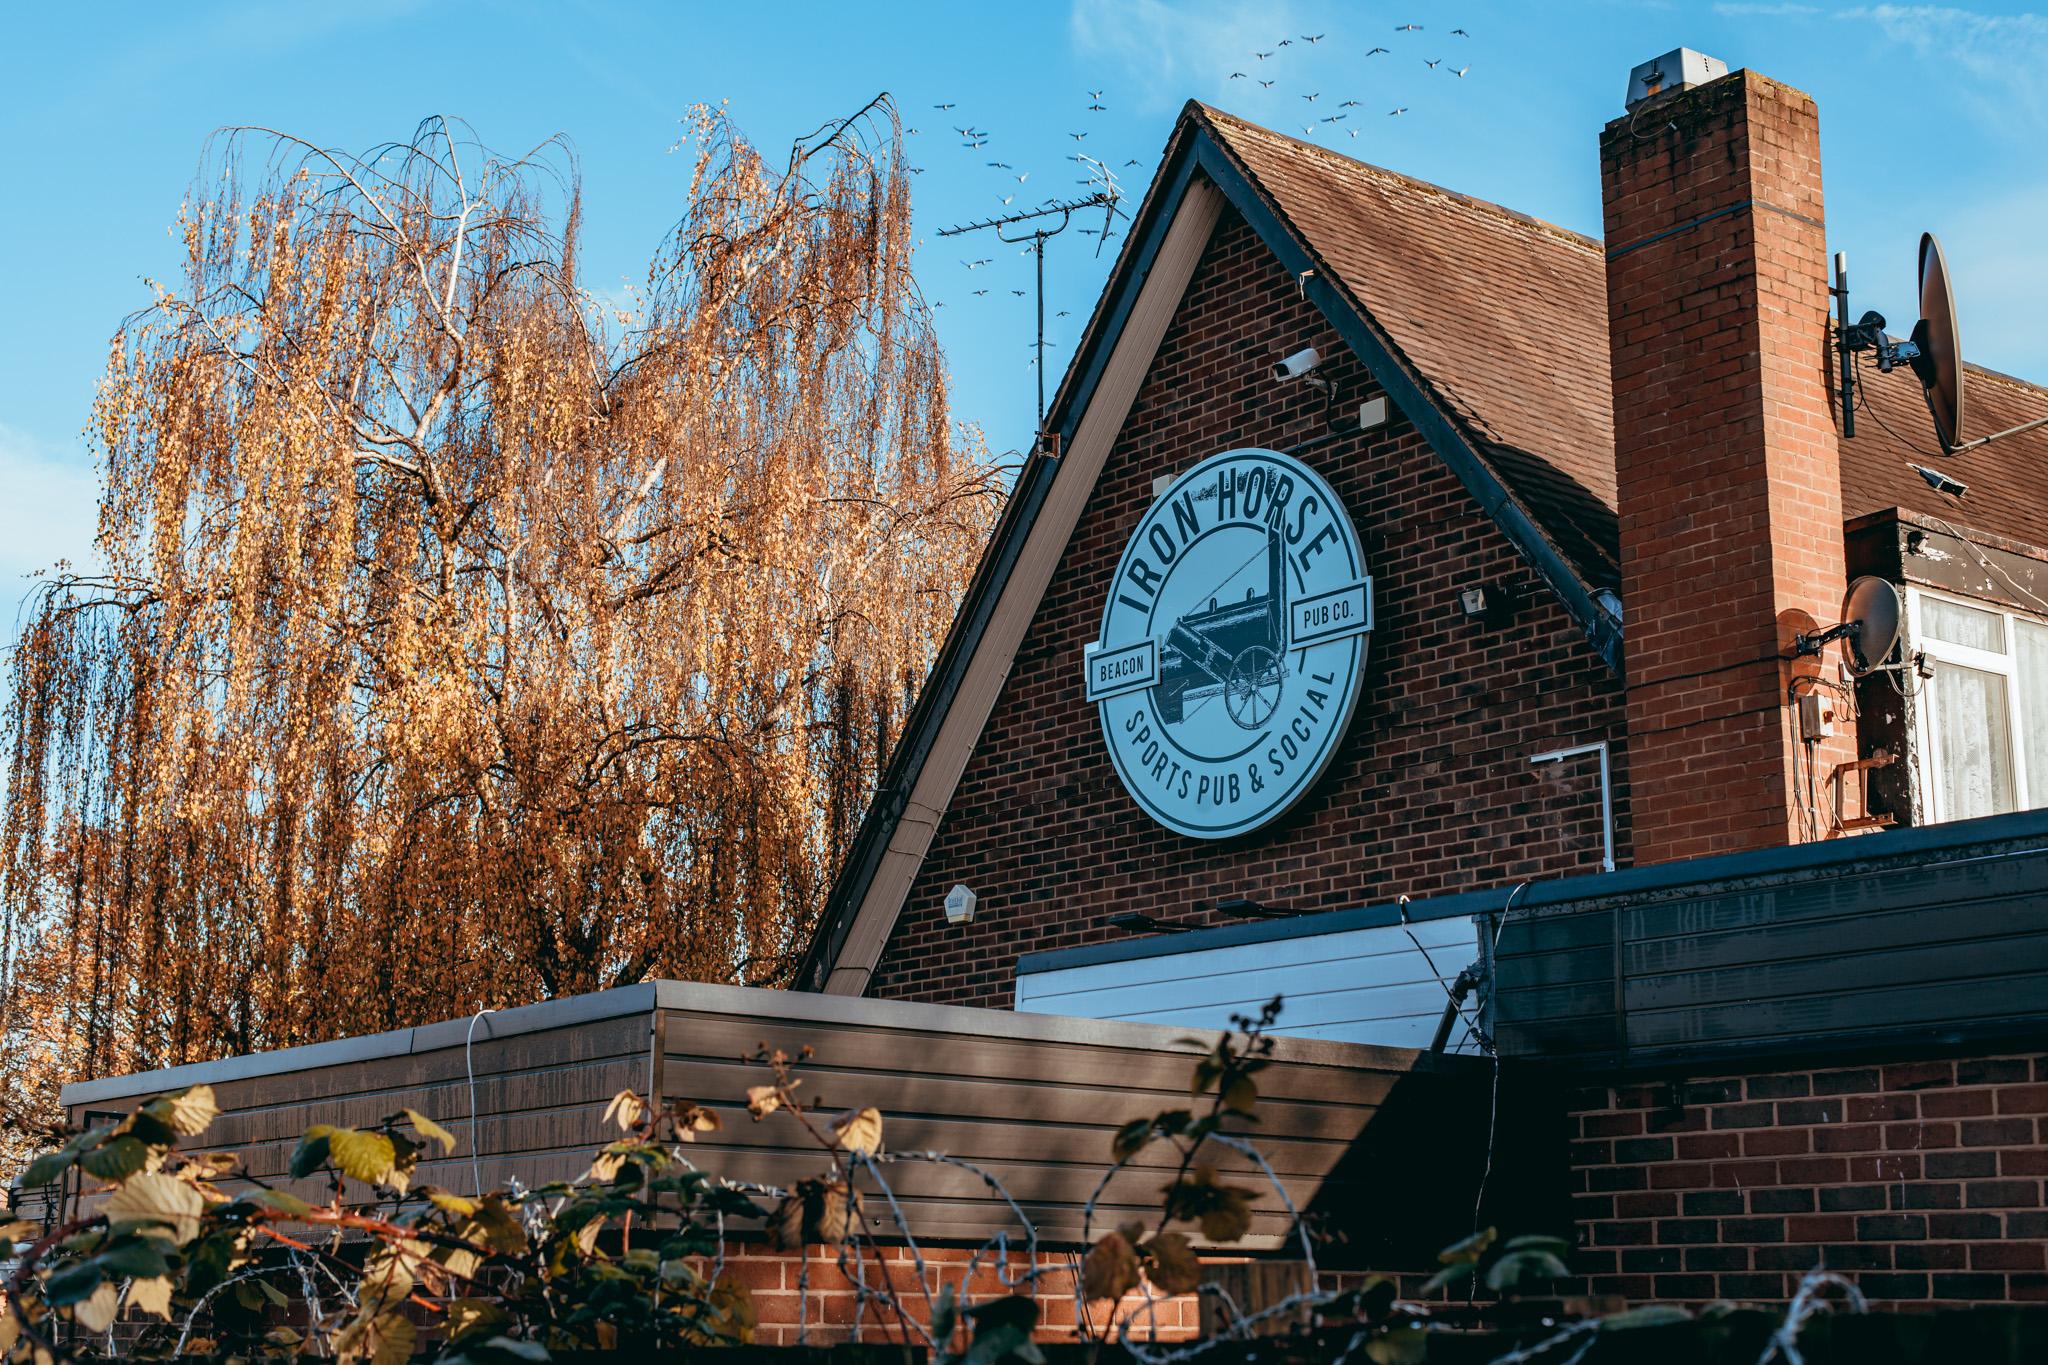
[{"xmin": 1908, "ymin": 586, "xmax": 2048, "ymax": 824}]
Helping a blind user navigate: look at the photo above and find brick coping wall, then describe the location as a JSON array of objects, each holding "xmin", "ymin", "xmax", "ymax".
[{"xmin": 1568, "ymin": 1050, "xmax": 2048, "ymax": 1306}]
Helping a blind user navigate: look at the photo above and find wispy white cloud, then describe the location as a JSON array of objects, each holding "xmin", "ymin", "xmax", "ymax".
[
  {"xmin": 1713, "ymin": 2, "xmax": 1822, "ymax": 15},
  {"xmin": 0, "ymin": 424, "xmax": 101, "ymax": 599},
  {"xmin": 1935, "ymin": 179, "xmax": 2048, "ymax": 382},
  {"xmin": 1068, "ymin": 0, "xmax": 1303, "ymax": 114},
  {"xmin": 1839, "ymin": 5, "xmax": 2048, "ymax": 133}
]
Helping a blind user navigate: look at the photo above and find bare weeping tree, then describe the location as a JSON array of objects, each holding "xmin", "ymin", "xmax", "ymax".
[{"xmin": 0, "ymin": 101, "xmax": 1001, "ymax": 1160}]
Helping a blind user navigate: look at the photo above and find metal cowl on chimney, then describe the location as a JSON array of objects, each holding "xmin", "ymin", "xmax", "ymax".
[{"xmin": 1626, "ymin": 49, "xmax": 1729, "ymax": 108}]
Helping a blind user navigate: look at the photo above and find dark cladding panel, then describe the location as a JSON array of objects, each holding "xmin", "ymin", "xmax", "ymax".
[{"xmin": 1495, "ymin": 808, "xmax": 2048, "ymax": 1069}]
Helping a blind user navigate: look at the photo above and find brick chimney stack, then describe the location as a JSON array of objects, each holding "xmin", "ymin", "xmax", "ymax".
[{"xmin": 1601, "ymin": 58, "xmax": 1855, "ymax": 863}]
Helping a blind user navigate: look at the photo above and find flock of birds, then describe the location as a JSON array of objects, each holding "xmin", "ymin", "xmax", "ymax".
[
  {"xmin": 1224, "ymin": 25, "xmax": 1472, "ymax": 134},
  {"xmin": 917, "ymin": 22, "xmax": 1477, "ymax": 375}
]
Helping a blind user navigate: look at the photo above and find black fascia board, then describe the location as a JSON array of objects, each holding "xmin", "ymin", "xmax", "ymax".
[{"xmin": 1185, "ymin": 133, "xmax": 1625, "ymax": 677}]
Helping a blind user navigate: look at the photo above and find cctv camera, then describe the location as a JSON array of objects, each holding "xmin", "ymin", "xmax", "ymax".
[{"xmin": 1271, "ymin": 347, "xmax": 1321, "ymax": 382}]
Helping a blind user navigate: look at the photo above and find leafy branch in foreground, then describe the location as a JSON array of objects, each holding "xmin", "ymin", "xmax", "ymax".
[{"xmin": 3, "ymin": 1083, "xmax": 764, "ymax": 1362}]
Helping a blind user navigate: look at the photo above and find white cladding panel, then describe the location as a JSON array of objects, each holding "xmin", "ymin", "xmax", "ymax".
[{"xmin": 1015, "ymin": 918, "xmax": 1484, "ymax": 1052}]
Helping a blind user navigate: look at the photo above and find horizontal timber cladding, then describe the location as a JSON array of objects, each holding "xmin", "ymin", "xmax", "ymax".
[
  {"xmin": 63, "ymin": 985, "xmax": 658, "ymax": 1211},
  {"xmin": 1492, "ymin": 806, "xmax": 2048, "ymax": 1068},
  {"xmin": 57, "ymin": 982, "xmax": 1554, "ymax": 1267},
  {"xmin": 652, "ymin": 983, "xmax": 1557, "ymax": 1265}
]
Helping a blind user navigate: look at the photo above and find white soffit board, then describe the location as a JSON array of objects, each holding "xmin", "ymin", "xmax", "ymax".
[
  {"xmin": 1014, "ymin": 918, "xmax": 1483, "ymax": 1054},
  {"xmin": 823, "ymin": 178, "xmax": 1228, "ymax": 995}
]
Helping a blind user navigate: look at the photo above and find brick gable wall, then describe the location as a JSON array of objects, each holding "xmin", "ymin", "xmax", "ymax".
[{"xmin": 867, "ymin": 208, "xmax": 1630, "ymax": 1009}]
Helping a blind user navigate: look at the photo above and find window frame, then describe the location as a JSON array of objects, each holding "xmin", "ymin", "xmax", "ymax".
[{"xmin": 1907, "ymin": 584, "xmax": 2048, "ymax": 823}]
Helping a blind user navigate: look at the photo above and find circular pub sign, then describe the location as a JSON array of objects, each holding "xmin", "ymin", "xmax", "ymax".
[{"xmin": 1083, "ymin": 448, "xmax": 1372, "ymax": 839}]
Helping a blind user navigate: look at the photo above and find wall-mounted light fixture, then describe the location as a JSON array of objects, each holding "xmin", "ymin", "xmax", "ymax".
[
  {"xmin": 1213, "ymin": 897, "xmax": 1295, "ymax": 920},
  {"xmin": 1108, "ymin": 912, "xmax": 1194, "ymax": 935}
]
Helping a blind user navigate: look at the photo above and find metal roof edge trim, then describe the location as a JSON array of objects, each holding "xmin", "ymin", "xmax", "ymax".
[
  {"xmin": 654, "ymin": 979, "xmax": 1467, "ymax": 1074},
  {"xmin": 60, "ymin": 978, "xmax": 1478, "ymax": 1112},
  {"xmin": 61, "ymin": 983, "xmax": 661, "ymax": 1107}
]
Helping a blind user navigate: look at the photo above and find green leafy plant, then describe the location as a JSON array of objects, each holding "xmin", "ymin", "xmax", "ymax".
[{"xmin": 3, "ymin": 1083, "xmax": 763, "ymax": 1362}]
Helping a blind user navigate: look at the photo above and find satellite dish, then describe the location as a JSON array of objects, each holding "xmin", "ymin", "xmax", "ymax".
[
  {"xmin": 1908, "ymin": 233, "xmax": 1965, "ymax": 453},
  {"xmin": 1839, "ymin": 576, "xmax": 1902, "ymax": 675},
  {"xmin": 1792, "ymin": 576, "xmax": 1901, "ymax": 676}
]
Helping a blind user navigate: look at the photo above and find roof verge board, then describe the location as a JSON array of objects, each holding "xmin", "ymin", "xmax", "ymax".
[{"xmin": 797, "ymin": 102, "xmax": 1631, "ymax": 997}]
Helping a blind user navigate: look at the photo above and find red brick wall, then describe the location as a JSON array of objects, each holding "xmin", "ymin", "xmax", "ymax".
[
  {"xmin": 867, "ymin": 208, "xmax": 1630, "ymax": 1008},
  {"xmin": 1568, "ymin": 1052, "xmax": 2048, "ymax": 1305},
  {"xmin": 714, "ymin": 1244, "xmax": 1208, "ymax": 1346},
  {"xmin": 1601, "ymin": 70, "xmax": 1856, "ymax": 864}
]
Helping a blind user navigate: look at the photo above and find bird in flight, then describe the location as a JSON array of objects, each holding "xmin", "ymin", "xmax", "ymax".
[
  {"xmin": 1389, "ymin": 106, "xmax": 1409, "ymax": 115},
  {"xmin": 1425, "ymin": 58, "xmax": 1442, "ymax": 69},
  {"xmin": 1451, "ymin": 28, "xmax": 1470, "ymax": 37},
  {"xmin": 972, "ymin": 288, "xmax": 989, "ymax": 296},
  {"xmin": 1088, "ymin": 88, "xmax": 1104, "ymax": 100},
  {"xmin": 1277, "ymin": 38, "xmax": 1293, "ymax": 47},
  {"xmin": 1057, "ymin": 309, "xmax": 1072, "ymax": 317},
  {"xmin": 1395, "ymin": 23, "xmax": 1422, "ymax": 32},
  {"xmin": 1339, "ymin": 99, "xmax": 1361, "ymax": 108},
  {"xmin": 934, "ymin": 102, "xmax": 956, "ymax": 110},
  {"xmin": 961, "ymin": 258, "xmax": 991, "ymax": 269},
  {"xmin": 1347, "ymin": 128, "xmax": 1361, "ymax": 138},
  {"xmin": 1089, "ymin": 100, "xmax": 1106, "ymax": 112},
  {"xmin": 987, "ymin": 160, "xmax": 1011, "ymax": 169},
  {"xmin": 1015, "ymin": 171, "xmax": 1030, "ymax": 183},
  {"xmin": 999, "ymin": 194, "xmax": 1015, "ymax": 204},
  {"xmin": 1123, "ymin": 158, "xmax": 1142, "ymax": 167},
  {"xmin": 1255, "ymin": 50, "xmax": 1274, "ymax": 60},
  {"xmin": 1258, "ymin": 78, "xmax": 1275, "ymax": 88},
  {"xmin": 1229, "ymin": 71, "xmax": 1247, "ymax": 79},
  {"xmin": 1323, "ymin": 113, "xmax": 1348, "ymax": 123},
  {"xmin": 1303, "ymin": 33, "xmax": 1325, "ymax": 43},
  {"xmin": 1453, "ymin": 65, "xmax": 1471, "ymax": 78},
  {"xmin": 1010, "ymin": 288, "xmax": 1027, "ymax": 297},
  {"xmin": 1366, "ymin": 46, "xmax": 1390, "ymax": 56},
  {"xmin": 1302, "ymin": 91, "xmax": 1320, "ymax": 103},
  {"xmin": 1069, "ymin": 130, "xmax": 1087, "ymax": 141},
  {"xmin": 1299, "ymin": 124, "xmax": 1318, "ymax": 137}
]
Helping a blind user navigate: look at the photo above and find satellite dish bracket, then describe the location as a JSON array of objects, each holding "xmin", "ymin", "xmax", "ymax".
[{"xmin": 1792, "ymin": 620, "xmax": 1863, "ymax": 669}]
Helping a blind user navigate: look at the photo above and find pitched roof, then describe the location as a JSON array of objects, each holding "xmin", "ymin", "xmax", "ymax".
[
  {"xmin": 1197, "ymin": 107, "xmax": 1622, "ymax": 584},
  {"xmin": 1195, "ymin": 103, "xmax": 2048, "ymax": 570}
]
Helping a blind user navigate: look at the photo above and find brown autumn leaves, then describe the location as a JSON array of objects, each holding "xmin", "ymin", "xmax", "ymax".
[{"xmin": 0, "ymin": 102, "xmax": 1002, "ymax": 1167}]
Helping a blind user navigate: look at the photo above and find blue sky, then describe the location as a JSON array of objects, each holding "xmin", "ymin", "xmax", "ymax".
[{"xmin": 4, "ymin": 1, "xmax": 2045, "ymax": 591}]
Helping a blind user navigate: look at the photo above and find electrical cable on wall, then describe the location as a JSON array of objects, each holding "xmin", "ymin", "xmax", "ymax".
[{"xmin": 465, "ymin": 1008, "xmax": 496, "ymax": 1197}]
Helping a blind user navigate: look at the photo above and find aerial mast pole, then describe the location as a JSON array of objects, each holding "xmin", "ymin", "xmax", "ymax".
[{"xmin": 938, "ymin": 190, "xmax": 1121, "ymax": 437}]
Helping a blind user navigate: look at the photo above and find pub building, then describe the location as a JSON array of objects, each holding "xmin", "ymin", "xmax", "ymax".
[{"xmin": 47, "ymin": 52, "xmax": 2048, "ymax": 1334}]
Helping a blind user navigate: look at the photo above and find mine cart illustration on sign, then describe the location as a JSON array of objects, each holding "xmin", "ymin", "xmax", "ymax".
[{"xmin": 1156, "ymin": 519, "xmax": 1289, "ymax": 729}]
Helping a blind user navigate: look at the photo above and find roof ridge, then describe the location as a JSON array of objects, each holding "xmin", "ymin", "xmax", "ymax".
[
  {"xmin": 1190, "ymin": 101, "xmax": 1603, "ymax": 256},
  {"xmin": 1962, "ymin": 358, "xmax": 2048, "ymax": 400}
]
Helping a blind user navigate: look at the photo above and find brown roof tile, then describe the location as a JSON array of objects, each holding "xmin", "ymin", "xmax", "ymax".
[{"xmin": 1194, "ymin": 104, "xmax": 2048, "ymax": 578}]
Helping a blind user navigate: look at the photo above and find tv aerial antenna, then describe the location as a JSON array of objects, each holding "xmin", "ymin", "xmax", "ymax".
[
  {"xmin": 939, "ymin": 187, "xmax": 1124, "ymax": 433},
  {"xmin": 1834, "ymin": 232, "xmax": 2048, "ymax": 458}
]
